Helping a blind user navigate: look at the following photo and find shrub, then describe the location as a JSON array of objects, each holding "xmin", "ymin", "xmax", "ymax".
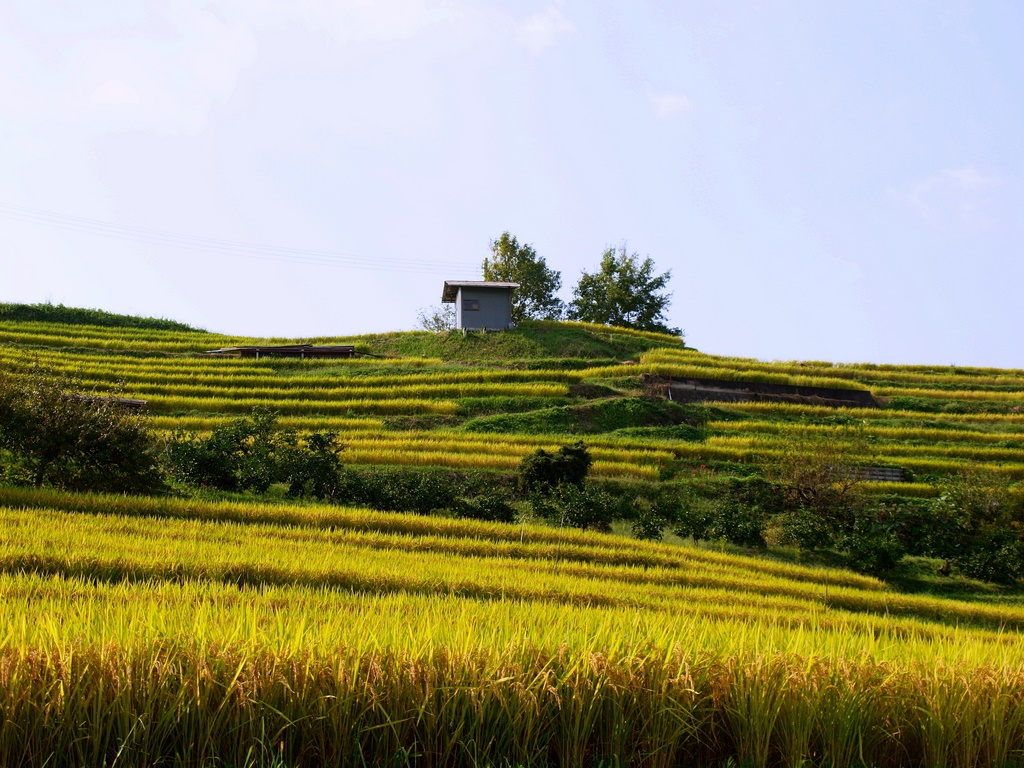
[
  {"xmin": 630, "ymin": 496, "xmax": 677, "ymax": 541},
  {"xmin": 532, "ymin": 482, "xmax": 619, "ymax": 532},
  {"xmin": 0, "ymin": 367, "xmax": 163, "ymax": 493},
  {"xmin": 838, "ymin": 504, "xmax": 909, "ymax": 576},
  {"xmin": 931, "ymin": 468, "xmax": 1024, "ymax": 584},
  {"xmin": 672, "ymin": 490, "xmax": 718, "ymax": 543},
  {"xmin": 280, "ymin": 432, "xmax": 345, "ymax": 501},
  {"xmin": 673, "ymin": 485, "xmax": 767, "ymax": 548},
  {"xmin": 452, "ymin": 494, "xmax": 517, "ymax": 524},
  {"xmin": 954, "ymin": 530, "xmax": 1024, "ymax": 585},
  {"xmin": 168, "ymin": 409, "xmax": 283, "ymax": 493},
  {"xmin": 169, "ymin": 412, "xmax": 349, "ymax": 500},
  {"xmin": 763, "ymin": 427, "xmax": 912, "ymax": 570},
  {"xmin": 518, "ymin": 442, "xmax": 592, "ymax": 493},
  {"xmin": 347, "ymin": 468, "xmax": 459, "ymax": 515}
]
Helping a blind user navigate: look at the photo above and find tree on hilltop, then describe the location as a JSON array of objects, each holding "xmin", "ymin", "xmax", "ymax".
[
  {"xmin": 569, "ymin": 245, "xmax": 680, "ymax": 336},
  {"xmin": 482, "ymin": 232, "xmax": 565, "ymax": 323}
]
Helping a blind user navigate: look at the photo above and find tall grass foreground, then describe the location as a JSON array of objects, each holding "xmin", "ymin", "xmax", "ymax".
[{"xmin": 1, "ymin": 641, "xmax": 1022, "ymax": 768}]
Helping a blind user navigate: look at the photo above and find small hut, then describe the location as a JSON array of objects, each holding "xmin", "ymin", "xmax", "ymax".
[{"xmin": 441, "ymin": 281, "xmax": 519, "ymax": 331}]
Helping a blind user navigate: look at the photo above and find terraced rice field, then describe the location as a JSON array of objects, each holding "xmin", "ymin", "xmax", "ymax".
[
  {"xmin": 1, "ymin": 312, "xmax": 1024, "ymax": 766},
  {"xmin": 2, "ymin": 318, "xmax": 1022, "ymax": 487}
]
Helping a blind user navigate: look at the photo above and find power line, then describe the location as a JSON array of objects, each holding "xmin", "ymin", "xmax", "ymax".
[{"xmin": 0, "ymin": 201, "xmax": 482, "ymax": 277}]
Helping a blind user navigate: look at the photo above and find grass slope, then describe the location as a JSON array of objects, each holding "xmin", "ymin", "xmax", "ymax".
[
  {"xmin": 0, "ymin": 301, "xmax": 200, "ymax": 331},
  {"xmin": 461, "ymin": 396, "xmax": 708, "ymax": 436}
]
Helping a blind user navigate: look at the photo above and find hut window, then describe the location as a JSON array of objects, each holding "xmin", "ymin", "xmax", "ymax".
[{"xmin": 462, "ymin": 299, "xmax": 480, "ymax": 311}]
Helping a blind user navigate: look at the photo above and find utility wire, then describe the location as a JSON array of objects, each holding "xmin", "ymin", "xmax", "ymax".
[{"xmin": 0, "ymin": 201, "xmax": 483, "ymax": 277}]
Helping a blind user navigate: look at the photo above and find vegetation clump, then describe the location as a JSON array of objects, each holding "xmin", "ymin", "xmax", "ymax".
[
  {"xmin": 518, "ymin": 441, "xmax": 592, "ymax": 493},
  {"xmin": 0, "ymin": 367, "xmax": 163, "ymax": 493},
  {"xmin": 569, "ymin": 244, "xmax": 680, "ymax": 336},
  {"xmin": 169, "ymin": 408, "xmax": 345, "ymax": 499}
]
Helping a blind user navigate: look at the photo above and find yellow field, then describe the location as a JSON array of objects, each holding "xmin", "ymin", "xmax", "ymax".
[
  {"xmin": 2, "ymin": 315, "xmax": 1024, "ymax": 765},
  {"xmin": 0, "ymin": 487, "xmax": 1022, "ymax": 766}
]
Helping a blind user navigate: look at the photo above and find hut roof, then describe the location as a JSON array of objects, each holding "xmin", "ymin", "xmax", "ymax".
[{"xmin": 441, "ymin": 281, "xmax": 519, "ymax": 303}]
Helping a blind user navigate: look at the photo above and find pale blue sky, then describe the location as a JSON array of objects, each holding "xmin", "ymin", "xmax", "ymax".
[{"xmin": 1, "ymin": 1, "xmax": 1021, "ymax": 366}]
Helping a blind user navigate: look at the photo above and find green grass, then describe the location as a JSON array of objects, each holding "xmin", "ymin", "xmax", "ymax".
[
  {"xmin": 0, "ymin": 301, "xmax": 202, "ymax": 331},
  {"xmin": 461, "ymin": 397, "xmax": 705, "ymax": 435},
  {"xmin": 354, "ymin": 320, "xmax": 683, "ymax": 361}
]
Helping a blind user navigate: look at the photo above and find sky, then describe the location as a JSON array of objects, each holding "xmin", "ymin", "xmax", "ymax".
[{"xmin": 1, "ymin": 0, "xmax": 1022, "ymax": 367}]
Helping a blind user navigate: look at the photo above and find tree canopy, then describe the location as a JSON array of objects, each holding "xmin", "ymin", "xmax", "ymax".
[
  {"xmin": 569, "ymin": 246, "xmax": 680, "ymax": 336},
  {"xmin": 0, "ymin": 367, "xmax": 163, "ymax": 492},
  {"xmin": 482, "ymin": 232, "xmax": 564, "ymax": 323}
]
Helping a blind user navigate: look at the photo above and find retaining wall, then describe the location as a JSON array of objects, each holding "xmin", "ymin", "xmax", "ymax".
[{"xmin": 643, "ymin": 375, "xmax": 878, "ymax": 409}]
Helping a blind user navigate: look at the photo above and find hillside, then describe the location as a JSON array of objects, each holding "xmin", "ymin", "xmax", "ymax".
[
  {"xmin": 2, "ymin": 311, "xmax": 1022, "ymax": 491},
  {"xmin": 1, "ymin": 307, "xmax": 1023, "ymax": 766}
]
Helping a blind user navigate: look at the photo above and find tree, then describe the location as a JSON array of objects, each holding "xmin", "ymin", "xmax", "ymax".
[
  {"xmin": 764, "ymin": 427, "xmax": 907, "ymax": 575},
  {"xmin": 168, "ymin": 408, "xmax": 286, "ymax": 492},
  {"xmin": 518, "ymin": 442, "xmax": 592, "ymax": 493},
  {"xmin": 482, "ymin": 232, "xmax": 564, "ymax": 323},
  {"xmin": 533, "ymin": 482, "xmax": 618, "ymax": 532},
  {"xmin": 931, "ymin": 467, "xmax": 1024, "ymax": 584},
  {"xmin": 279, "ymin": 430, "xmax": 346, "ymax": 501},
  {"xmin": 569, "ymin": 245, "xmax": 680, "ymax": 336},
  {"xmin": 0, "ymin": 367, "xmax": 163, "ymax": 493},
  {"xmin": 766, "ymin": 428, "xmax": 868, "ymax": 551},
  {"xmin": 415, "ymin": 303, "xmax": 455, "ymax": 332}
]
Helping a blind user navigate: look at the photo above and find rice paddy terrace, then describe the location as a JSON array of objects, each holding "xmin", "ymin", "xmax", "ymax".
[{"xmin": 1, "ymin": 305, "xmax": 1024, "ymax": 767}]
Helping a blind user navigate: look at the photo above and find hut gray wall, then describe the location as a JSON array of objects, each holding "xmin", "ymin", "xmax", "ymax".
[{"xmin": 456, "ymin": 286, "xmax": 513, "ymax": 330}]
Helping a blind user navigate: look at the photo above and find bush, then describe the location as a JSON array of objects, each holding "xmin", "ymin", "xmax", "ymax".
[
  {"xmin": 168, "ymin": 409, "xmax": 283, "ymax": 493},
  {"xmin": 630, "ymin": 496, "xmax": 677, "ymax": 541},
  {"xmin": 347, "ymin": 468, "xmax": 459, "ymax": 515},
  {"xmin": 0, "ymin": 367, "xmax": 163, "ymax": 493},
  {"xmin": 763, "ymin": 428, "xmax": 912, "ymax": 569},
  {"xmin": 954, "ymin": 530, "xmax": 1024, "ymax": 585},
  {"xmin": 518, "ymin": 442, "xmax": 592, "ymax": 493},
  {"xmin": 280, "ymin": 432, "xmax": 346, "ymax": 501},
  {"xmin": 672, "ymin": 490, "xmax": 718, "ymax": 542},
  {"xmin": 452, "ymin": 494, "xmax": 517, "ymax": 524},
  {"xmin": 838, "ymin": 505, "xmax": 908, "ymax": 576},
  {"xmin": 929, "ymin": 468, "xmax": 1024, "ymax": 584},
  {"xmin": 532, "ymin": 482, "xmax": 619, "ymax": 532},
  {"xmin": 169, "ymin": 411, "xmax": 349, "ymax": 500},
  {"xmin": 772, "ymin": 508, "xmax": 833, "ymax": 552},
  {"xmin": 166, "ymin": 435, "xmax": 238, "ymax": 491},
  {"xmin": 673, "ymin": 489, "xmax": 766, "ymax": 548}
]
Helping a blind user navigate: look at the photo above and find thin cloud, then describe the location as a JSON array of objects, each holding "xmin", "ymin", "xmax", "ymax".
[
  {"xmin": 1, "ymin": 1, "xmax": 464, "ymax": 137},
  {"xmin": 889, "ymin": 165, "xmax": 1001, "ymax": 230},
  {"xmin": 240, "ymin": 0, "xmax": 460, "ymax": 43},
  {"xmin": 516, "ymin": 3, "xmax": 576, "ymax": 55},
  {"xmin": 0, "ymin": 4, "xmax": 257, "ymax": 136},
  {"xmin": 645, "ymin": 85, "xmax": 692, "ymax": 119},
  {"xmin": 90, "ymin": 80, "xmax": 142, "ymax": 107}
]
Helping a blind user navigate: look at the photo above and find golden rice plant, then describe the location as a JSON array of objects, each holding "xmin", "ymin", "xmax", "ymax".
[{"xmin": 144, "ymin": 395, "xmax": 459, "ymax": 415}]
